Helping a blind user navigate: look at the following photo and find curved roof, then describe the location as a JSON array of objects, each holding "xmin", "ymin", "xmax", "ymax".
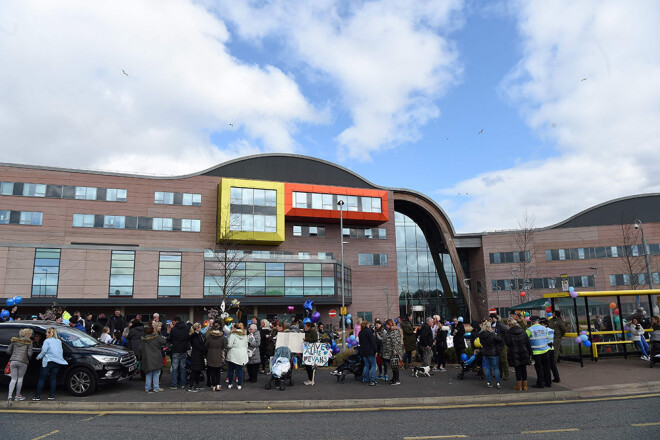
[{"xmin": 546, "ymin": 193, "xmax": 660, "ymax": 229}]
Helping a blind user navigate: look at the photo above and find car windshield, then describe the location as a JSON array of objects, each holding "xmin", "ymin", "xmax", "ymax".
[{"xmin": 57, "ymin": 327, "xmax": 99, "ymax": 348}]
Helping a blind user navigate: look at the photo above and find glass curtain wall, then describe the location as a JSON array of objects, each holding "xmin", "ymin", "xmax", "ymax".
[{"xmin": 395, "ymin": 212, "xmax": 466, "ymax": 322}]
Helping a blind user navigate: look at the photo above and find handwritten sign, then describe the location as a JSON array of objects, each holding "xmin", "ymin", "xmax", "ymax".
[
  {"xmin": 275, "ymin": 332, "xmax": 305, "ymax": 353},
  {"xmin": 302, "ymin": 342, "xmax": 331, "ymax": 366}
]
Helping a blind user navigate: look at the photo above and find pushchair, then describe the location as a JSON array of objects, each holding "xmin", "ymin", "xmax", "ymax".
[
  {"xmin": 330, "ymin": 348, "xmax": 364, "ymax": 383},
  {"xmin": 649, "ymin": 329, "xmax": 660, "ymax": 368},
  {"xmin": 265, "ymin": 346, "xmax": 293, "ymax": 391},
  {"xmin": 457, "ymin": 350, "xmax": 484, "ymax": 380}
]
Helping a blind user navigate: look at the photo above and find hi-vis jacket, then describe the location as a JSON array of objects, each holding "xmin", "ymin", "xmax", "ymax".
[{"xmin": 526, "ymin": 324, "xmax": 550, "ymax": 355}]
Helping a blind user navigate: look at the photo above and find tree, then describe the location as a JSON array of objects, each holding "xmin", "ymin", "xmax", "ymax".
[
  {"xmin": 512, "ymin": 210, "xmax": 538, "ymax": 303},
  {"xmin": 203, "ymin": 209, "xmax": 249, "ymax": 322},
  {"xmin": 617, "ymin": 221, "xmax": 647, "ymax": 290}
]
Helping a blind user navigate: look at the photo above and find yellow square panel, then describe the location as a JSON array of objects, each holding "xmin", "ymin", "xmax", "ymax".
[{"xmin": 217, "ymin": 178, "xmax": 285, "ymax": 245}]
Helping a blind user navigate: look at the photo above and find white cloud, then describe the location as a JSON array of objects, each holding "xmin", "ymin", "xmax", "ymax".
[
  {"xmin": 213, "ymin": 0, "xmax": 464, "ymax": 161},
  {"xmin": 0, "ymin": 0, "xmax": 319, "ymax": 174},
  {"xmin": 444, "ymin": 0, "xmax": 660, "ymax": 232}
]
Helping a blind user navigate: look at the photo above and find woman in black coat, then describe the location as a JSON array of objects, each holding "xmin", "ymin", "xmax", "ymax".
[
  {"xmin": 504, "ymin": 318, "xmax": 532, "ymax": 391},
  {"xmin": 127, "ymin": 319, "xmax": 144, "ymax": 354},
  {"xmin": 188, "ymin": 323, "xmax": 207, "ymax": 392},
  {"xmin": 435, "ymin": 323, "xmax": 449, "ymax": 371}
]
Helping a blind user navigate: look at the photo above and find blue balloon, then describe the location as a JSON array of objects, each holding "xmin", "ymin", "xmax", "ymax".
[
  {"xmin": 580, "ymin": 334, "xmax": 588, "ymax": 342},
  {"xmin": 583, "ymin": 340, "xmax": 592, "ymax": 348},
  {"xmin": 349, "ymin": 335, "xmax": 356, "ymax": 341},
  {"xmin": 8, "ymin": 317, "xmax": 13, "ymax": 321},
  {"xmin": 346, "ymin": 314, "xmax": 352, "ymax": 319},
  {"xmin": 6, "ymin": 298, "xmax": 15, "ymax": 307},
  {"xmin": 346, "ymin": 319, "xmax": 352, "ymax": 325},
  {"xmin": 1, "ymin": 310, "xmax": 9, "ymax": 318},
  {"xmin": 13, "ymin": 296, "xmax": 22, "ymax": 305},
  {"xmin": 303, "ymin": 299, "xmax": 314, "ymax": 311},
  {"xmin": 460, "ymin": 353, "xmax": 469, "ymax": 362},
  {"xmin": 569, "ymin": 286, "xmax": 575, "ymax": 292},
  {"xmin": 302, "ymin": 317, "xmax": 312, "ymax": 326}
]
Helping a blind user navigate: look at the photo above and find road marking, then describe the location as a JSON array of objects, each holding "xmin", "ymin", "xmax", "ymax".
[
  {"xmin": 404, "ymin": 436, "xmax": 467, "ymax": 439},
  {"xmin": 631, "ymin": 422, "xmax": 660, "ymax": 427},
  {"xmin": 521, "ymin": 428, "xmax": 579, "ymax": 434},
  {"xmin": 31, "ymin": 430, "xmax": 59, "ymax": 440},
  {"xmin": 81, "ymin": 413, "xmax": 105, "ymax": 422},
  {"xmin": 2, "ymin": 393, "xmax": 659, "ymax": 416}
]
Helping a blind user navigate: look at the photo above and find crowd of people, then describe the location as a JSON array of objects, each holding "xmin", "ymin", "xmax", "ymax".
[{"xmin": 4, "ymin": 305, "xmax": 660, "ymax": 405}]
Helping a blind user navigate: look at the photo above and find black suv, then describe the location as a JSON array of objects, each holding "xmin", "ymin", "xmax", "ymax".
[{"xmin": 0, "ymin": 321, "xmax": 138, "ymax": 396}]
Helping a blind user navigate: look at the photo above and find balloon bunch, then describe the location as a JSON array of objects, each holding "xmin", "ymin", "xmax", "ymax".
[
  {"xmin": 544, "ymin": 300, "xmax": 553, "ymax": 317},
  {"xmin": 5, "ymin": 296, "xmax": 22, "ymax": 307},
  {"xmin": 346, "ymin": 334, "xmax": 358, "ymax": 348},
  {"xmin": 330, "ymin": 339, "xmax": 340, "ymax": 355},
  {"xmin": 569, "ymin": 286, "xmax": 578, "ymax": 299},
  {"xmin": 346, "ymin": 313, "xmax": 352, "ymax": 326},
  {"xmin": 574, "ymin": 330, "xmax": 592, "ymax": 348},
  {"xmin": 302, "ymin": 299, "xmax": 315, "ymax": 326}
]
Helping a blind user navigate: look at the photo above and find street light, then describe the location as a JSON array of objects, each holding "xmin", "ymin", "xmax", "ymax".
[
  {"xmin": 494, "ymin": 285, "xmax": 501, "ymax": 314},
  {"xmin": 462, "ymin": 278, "xmax": 472, "ymax": 323},
  {"xmin": 589, "ymin": 267, "xmax": 598, "ymax": 291},
  {"xmin": 510, "ymin": 268, "xmax": 518, "ymax": 307},
  {"xmin": 338, "ymin": 199, "xmax": 346, "ymax": 349},
  {"xmin": 633, "ymin": 220, "xmax": 654, "ymax": 290}
]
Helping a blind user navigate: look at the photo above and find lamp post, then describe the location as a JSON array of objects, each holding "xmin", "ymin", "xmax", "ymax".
[
  {"xmin": 634, "ymin": 220, "xmax": 654, "ymax": 308},
  {"xmin": 494, "ymin": 285, "xmax": 501, "ymax": 314},
  {"xmin": 510, "ymin": 268, "xmax": 518, "ymax": 307},
  {"xmin": 462, "ymin": 278, "xmax": 472, "ymax": 323},
  {"xmin": 338, "ymin": 199, "xmax": 346, "ymax": 349},
  {"xmin": 590, "ymin": 267, "xmax": 598, "ymax": 291}
]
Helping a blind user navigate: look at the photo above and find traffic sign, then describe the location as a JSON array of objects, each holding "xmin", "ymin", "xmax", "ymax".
[
  {"xmin": 340, "ymin": 307, "xmax": 347, "ymax": 316},
  {"xmin": 561, "ymin": 274, "xmax": 569, "ymax": 292},
  {"xmin": 329, "ymin": 309, "xmax": 337, "ymax": 318}
]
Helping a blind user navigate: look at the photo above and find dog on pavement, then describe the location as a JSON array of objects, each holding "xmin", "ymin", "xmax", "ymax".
[{"xmin": 411, "ymin": 365, "xmax": 431, "ymax": 377}]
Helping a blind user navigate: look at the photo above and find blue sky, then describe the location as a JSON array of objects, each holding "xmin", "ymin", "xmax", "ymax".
[{"xmin": 1, "ymin": 1, "xmax": 658, "ymax": 232}]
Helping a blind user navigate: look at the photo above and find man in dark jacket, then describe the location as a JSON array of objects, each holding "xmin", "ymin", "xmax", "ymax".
[
  {"xmin": 549, "ymin": 310, "xmax": 568, "ymax": 363},
  {"xmin": 168, "ymin": 316, "xmax": 191, "ymax": 389},
  {"xmin": 490, "ymin": 314, "xmax": 510, "ymax": 380},
  {"xmin": 419, "ymin": 317, "xmax": 434, "ymax": 367},
  {"xmin": 107, "ymin": 309, "xmax": 126, "ymax": 335},
  {"xmin": 127, "ymin": 319, "xmax": 145, "ymax": 354},
  {"xmin": 452, "ymin": 317, "xmax": 466, "ymax": 358},
  {"xmin": 358, "ymin": 321, "xmax": 379, "ymax": 385},
  {"xmin": 302, "ymin": 322, "xmax": 319, "ymax": 385}
]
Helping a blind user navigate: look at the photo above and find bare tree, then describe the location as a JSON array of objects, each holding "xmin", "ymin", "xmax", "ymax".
[
  {"xmin": 512, "ymin": 210, "xmax": 537, "ymax": 303},
  {"xmin": 204, "ymin": 210, "xmax": 249, "ymax": 322},
  {"xmin": 617, "ymin": 221, "xmax": 646, "ymax": 290}
]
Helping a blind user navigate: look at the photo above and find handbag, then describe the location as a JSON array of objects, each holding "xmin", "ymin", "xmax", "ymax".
[
  {"xmin": 247, "ymin": 348, "xmax": 255, "ymax": 358},
  {"xmin": 4, "ymin": 361, "xmax": 10, "ymax": 376}
]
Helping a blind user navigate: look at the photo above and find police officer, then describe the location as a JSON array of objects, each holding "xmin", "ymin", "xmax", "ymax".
[
  {"xmin": 526, "ymin": 316, "xmax": 552, "ymax": 388},
  {"xmin": 540, "ymin": 318, "xmax": 560, "ymax": 383}
]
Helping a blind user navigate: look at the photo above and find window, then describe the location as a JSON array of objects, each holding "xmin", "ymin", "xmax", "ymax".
[
  {"xmin": 292, "ymin": 225, "xmax": 326, "ymax": 237},
  {"xmin": 229, "ymin": 187, "xmax": 278, "ymax": 232},
  {"xmin": 19, "ymin": 211, "xmax": 43, "ymax": 225},
  {"xmin": 0, "ymin": 210, "xmax": 8, "ymax": 224},
  {"xmin": 291, "ymin": 191, "xmax": 382, "ymax": 213},
  {"xmin": 32, "ymin": 248, "xmax": 60, "ymax": 296},
  {"xmin": 343, "ymin": 227, "xmax": 386, "ymax": 239},
  {"xmin": 182, "ymin": 193, "xmax": 202, "ymax": 206},
  {"xmin": 153, "ymin": 218, "xmax": 173, "ymax": 231},
  {"xmin": 0, "ymin": 182, "xmax": 14, "ymax": 195},
  {"xmin": 23, "ymin": 183, "xmax": 46, "ymax": 197},
  {"xmin": 104, "ymin": 215, "xmax": 125, "ymax": 229},
  {"xmin": 181, "ymin": 219, "xmax": 201, "ymax": 232},
  {"xmin": 490, "ymin": 251, "xmax": 530, "ymax": 264},
  {"xmin": 106, "ymin": 188, "xmax": 128, "ymax": 202},
  {"xmin": 293, "ymin": 225, "xmax": 302, "ymax": 236},
  {"xmin": 75, "ymin": 186, "xmax": 97, "ymax": 200},
  {"xmin": 109, "ymin": 251, "xmax": 135, "ymax": 296},
  {"xmin": 357, "ymin": 312, "xmax": 373, "ymax": 322},
  {"xmin": 154, "ymin": 192, "xmax": 174, "ymax": 205},
  {"xmin": 73, "ymin": 214, "xmax": 95, "ymax": 228},
  {"xmin": 158, "ymin": 252, "xmax": 181, "ymax": 296},
  {"xmin": 358, "ymin": 253, "xmax": 388, "ymax": 266}
]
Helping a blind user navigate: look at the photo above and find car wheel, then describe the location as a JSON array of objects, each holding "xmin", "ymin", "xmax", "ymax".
[{"xmin": 66, "ymin": 367, "xmax": 97, "ymax": 396}]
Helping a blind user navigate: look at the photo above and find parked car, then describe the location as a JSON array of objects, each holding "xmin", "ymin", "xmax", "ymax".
[{"xmin": 0, "ymin": 321, "xmax": 138, "ymax": 396}]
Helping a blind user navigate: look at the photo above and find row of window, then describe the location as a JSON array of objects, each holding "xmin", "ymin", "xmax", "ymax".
[
  {"xmin": 154, "ymin": 191, "xmax": 202, "ymax": 206},
  {"xmin": 0, "ymin": 181, "xmax": 127, "ymax": 202},
  {"xmin": 358, "ymin": 253, "xmax": 388, "ymax": 266},
  {"xmin": 609, "ymin": 273, "xmax": 660, "ymax": 287},
  {"xmin": 492, "ymin": 275, "xmax": 595, "ymax": 291},
  {"xmin": 343, "ymin": 227, "xmax": 387, "ymax": 239},
  {"xmin": 545, "ymin": 244, "xmax": 660, "ymax": 261},
  {"xmin": 29, "ymin": 248, "xmax": 352, "ymax": 298},
  {"xmin": 0, "ymin": 210, "xmax": 43, "ymax": 225},
  {"xmin": 292, "ymin": 191, "xmax": 382, "ymax": 213},
  {"xmin": 229, "ymin": 187, "xmax": 278, "ymax": 233},
  {"xmin": 293, "ymin": 225, "xmax": 325, "ymax": 237},
  {"xmin": 72, "ymin": 214, "xmax": 201, "ymax": 232},
  {"xmin": 203, "ymin": 261, "xmax": 351, "ymax": 297},
  {"xmin": 489, "ymin": 251, "xmax": 531, "ymax": 264}
]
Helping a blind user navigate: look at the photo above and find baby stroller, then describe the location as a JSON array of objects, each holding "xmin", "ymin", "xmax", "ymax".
[
  {"xmin": 330, "ymin": 348, "xmax": 364, "ymax": 383},
  {"xmin": 649, "ymin": 329, "xmax": 660, "ymax": 368},
  {"xmin": 265, "ymin": 346, "xmax": 294, "ymax": 391},
  {"xmin": 457, "ymin": 350, "xmax": 484, "ymax": 380}
]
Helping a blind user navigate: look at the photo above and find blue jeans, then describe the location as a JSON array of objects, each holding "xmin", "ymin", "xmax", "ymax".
[
  {"xmin": 36, "ymin": 362, "xmax": 60, "ymax": 398},
  {"xmin": 362, "ymin": 355, "xmax": 376, "ymax": 382},
  {"xmin": 170, "ymin": 352, "xmax": 187, "ymax": 387},
  {"xmin": 483, "ymin": 355, "xmax": 500, "ymax": 384},
  {"xmin": 145, "ymin": 369, "xmax": 161, "ymax": 391},
  {"xmin": 227, "ymin": 362, "xmax": 243, "ymax": 385},
  {"xmin": 636, "ymin": 338, "xmax": 650, "ymax": 357}
]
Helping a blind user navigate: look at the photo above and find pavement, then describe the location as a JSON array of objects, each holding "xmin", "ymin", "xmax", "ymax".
[{"xmin": 3, "ymin": 357, "xmax": 659, "ymax": 411}]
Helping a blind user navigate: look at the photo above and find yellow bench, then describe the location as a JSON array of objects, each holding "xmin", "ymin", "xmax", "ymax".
[{"xmin": 591, "ymin": 340, "xmax": 636, "ymax": 360}]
